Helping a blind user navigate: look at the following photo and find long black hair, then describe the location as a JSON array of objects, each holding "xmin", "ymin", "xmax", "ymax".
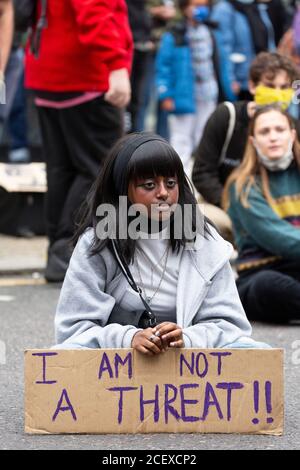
[{"xmin": 74, "ymin": 132, "xmax": 212, "ymax": 263}]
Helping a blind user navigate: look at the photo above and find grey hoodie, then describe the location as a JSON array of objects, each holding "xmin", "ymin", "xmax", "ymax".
[{"xmin": 54, "ymin": 227, "xmax": 257, "ymax": 349}]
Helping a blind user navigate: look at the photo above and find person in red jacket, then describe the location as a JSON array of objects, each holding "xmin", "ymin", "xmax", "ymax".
[{"xmin": 25, "ymin": 0, "xmax": 133, "ymax": 282}]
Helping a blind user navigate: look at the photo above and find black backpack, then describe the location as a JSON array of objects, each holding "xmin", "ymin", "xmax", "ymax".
[{"xmin": 13, "ymin": 0, "xmax": 48, "ymax": 57}]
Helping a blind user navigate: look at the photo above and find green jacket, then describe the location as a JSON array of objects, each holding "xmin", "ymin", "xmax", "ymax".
[{"xmin": 228, "ymin": 164, "xmax": 300, "ymax": 273}]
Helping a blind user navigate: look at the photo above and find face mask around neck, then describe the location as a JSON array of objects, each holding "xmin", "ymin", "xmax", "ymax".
[{"xmin": 253, "ymin": 138, "xmax": 294, "ymax": 171}]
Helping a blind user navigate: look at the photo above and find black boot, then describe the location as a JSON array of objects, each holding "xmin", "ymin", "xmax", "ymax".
[{"xmin": 45, "ymin": 238, "xmax": 73, "ymax": 282}]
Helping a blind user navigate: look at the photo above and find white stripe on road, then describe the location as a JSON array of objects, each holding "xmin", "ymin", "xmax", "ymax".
[
  {"xmin": 0, "ymin": 278, "xmax": 47, "ymax": 287},
  {"xmin": 0, "ymin": 295, "xmax": 15, "ymax": 302}
]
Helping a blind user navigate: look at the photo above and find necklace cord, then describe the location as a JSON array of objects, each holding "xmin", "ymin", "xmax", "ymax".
[{"xmin": 111, "ymin": 240, "xmax": 157, "ymax": 325}]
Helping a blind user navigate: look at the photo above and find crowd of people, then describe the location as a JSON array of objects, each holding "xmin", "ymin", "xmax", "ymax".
[{"xmin": 1, "ymin": 0, "xmax": 300, "ymax": 353}]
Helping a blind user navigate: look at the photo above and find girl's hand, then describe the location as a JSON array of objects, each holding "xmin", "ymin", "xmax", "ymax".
[
  {"xmin": 131, "ymin": 328, "xmax": 164, "ymax": 356},
  {"xmin": 153, "ymin": 322, "xmax": 185, "ymax": 349}
]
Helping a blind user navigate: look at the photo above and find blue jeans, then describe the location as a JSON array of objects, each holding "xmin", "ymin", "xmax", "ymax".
[
  {"xmin": 0, "ymin": 48, "xmax": 25, "ymax": 143},
  {"xmin": 8, "ymin": 70, "xmax": 28, "ymax": 150},
  {"xmin": 0, "ymin": 48, "xmax": 24, "ymax": 121}
]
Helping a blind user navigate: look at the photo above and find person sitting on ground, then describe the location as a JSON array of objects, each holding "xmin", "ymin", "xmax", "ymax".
[
  {"xmin": 192, "ymin": 51, "xmax": 300, "ymax": 238},
  {"xmin": 53, "ymin": 132, "xmax": 269, "ymax": 351},
  {"xmin": 222, "ymin": 105, "xmax": 300, "ymax": 323}
]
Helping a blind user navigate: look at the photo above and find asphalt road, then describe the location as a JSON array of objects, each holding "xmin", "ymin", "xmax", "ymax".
[{"xmin": 0, "ymin": 282, "xmax": 299, "ymax": 450}]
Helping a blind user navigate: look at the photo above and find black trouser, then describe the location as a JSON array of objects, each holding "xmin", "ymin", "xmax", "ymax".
[
  {"xmin": 127, "ymin": 49, "xmax": 151, "ymax": 132},
  {"xmin": 237, "ymin": 261, "xmax": 300, "ymax": 323},
  {"xmin": 37, "ymin": 97, "xmax": 122, "ymax": 245}
]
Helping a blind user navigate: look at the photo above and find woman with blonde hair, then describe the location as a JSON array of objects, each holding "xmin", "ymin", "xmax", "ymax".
[{"xmin": 223, "ymin": 104, "xmax": 300, "ymax": 323}]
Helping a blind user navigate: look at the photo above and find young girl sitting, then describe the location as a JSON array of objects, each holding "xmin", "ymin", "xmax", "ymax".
[
  {"xmin": 54, "ymin": 132, "xmax": 268, "ymax": 352},
  {"xmin": 223, "ymin": 105, "xmax": 300, "ymax": 323}
]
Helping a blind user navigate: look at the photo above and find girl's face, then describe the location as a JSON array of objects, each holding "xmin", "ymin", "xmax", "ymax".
[
  {"xmin": 251, "ymin": 110, "xmax": 295, "ymax": 160},
  {"xmin": 128, "ymin": 175, "xmax": 179, "ymax": 221}
]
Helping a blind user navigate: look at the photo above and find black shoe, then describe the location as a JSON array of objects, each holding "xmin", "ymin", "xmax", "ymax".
[
  {"xmin": 16, "ymin": 226, "xmax": 35, "ymax": 238},
  {"xmin": 45, "ymin": 239, "xmax": 72, "ymax": 282}
]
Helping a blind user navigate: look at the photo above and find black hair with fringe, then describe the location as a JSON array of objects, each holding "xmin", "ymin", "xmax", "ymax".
[{"xmin": 74, "ymin": 132, "xmax": 212, "ymax": 264}]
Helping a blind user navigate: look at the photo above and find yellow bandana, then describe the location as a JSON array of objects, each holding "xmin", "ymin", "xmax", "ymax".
[{"xmin": 254, "ymin": 85, "xmax": 294, "ymax": 110}]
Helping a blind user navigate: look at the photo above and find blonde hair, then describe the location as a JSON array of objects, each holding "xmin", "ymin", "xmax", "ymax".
[{"xmin": 222, "ymin": 105, "xmax": 300, "ymax": 211}]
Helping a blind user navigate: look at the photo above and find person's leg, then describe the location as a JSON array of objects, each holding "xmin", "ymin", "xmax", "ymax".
[
  {"xmin": 237, "ymin": 269, "xmax": 300, "ymax": 323},
  {"xmin": 7, "ymin": 70, "xmax": 30, "ymax": 162},
  {"xmin": 156, "ymin": 102, "xmax": 170, "ymax": 140},
  {"xmin": 185, "ymin": 100, "xmax": 217, "ymax": 178},
  {"xmin": 37, "ymin": 106, "xmax": 77, "ymax": 281},
  {"xmin": 127, "ymin": 49, "xmax": 151, "ymax": 133},
  {"xmin": 192, "ymin": 100, "xmax": 216, "ymax": 151},
  {"xmin": 0, "ymin": 48, "xmax": 24, "ymax": 141},
  {"xmin": 37, "ymin": 106, "xmax": 75, "ymax": 246},
  {"xmin": 136, "ymin": 51, "xmax": 155, "ymax": 132},
  {"xmin": 169, "ymin": 114, "xmax": 195, "ymax": 171},
  {"xmin": 270, "ymin": 259, "xmax": 300, "ymax": 283},
  {"xmin": 57, "ymin": 96, "xmax": 123, "ymax": 242},
  {"xmin": 0, "ymin": 49, "xmax": 23, "ymax": 119}
]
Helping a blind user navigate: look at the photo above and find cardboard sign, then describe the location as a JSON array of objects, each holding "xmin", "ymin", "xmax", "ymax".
[{"xmin": 25, "ymin": 348, "xmax": 284, "ymax": 435}]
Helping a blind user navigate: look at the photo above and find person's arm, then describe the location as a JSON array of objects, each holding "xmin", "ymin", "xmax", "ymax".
[
  {"xmin": 54, "ymin": 231, "xmax": 140, "ymax": 349},
  {"xmin": 182, "ymin": 261, "xmax": 254, "ymax": 348},
  {"xmin": 229, "ymin": 183, "xmax": 300, "ymax": 258},
  {"xmin": 192, "ymin": 103, "xmax": 231, "ymax": 206},
  {"xmin": 70, "ymin": 0, "xmax": 133, "ymax": 107},
  {"xmin": 0, "ymin": 0, "xmax": 13, "ymax": 74},
  {"xmin": 71, "ymin": 0, "xmax": 132, "ymax": 69}
]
